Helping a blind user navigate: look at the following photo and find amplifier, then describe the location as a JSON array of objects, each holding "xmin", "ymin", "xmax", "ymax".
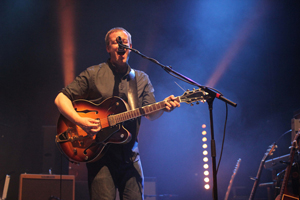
[{"xmin": 18, "ymin": 174, "xmax": 75, "ymax": 200}]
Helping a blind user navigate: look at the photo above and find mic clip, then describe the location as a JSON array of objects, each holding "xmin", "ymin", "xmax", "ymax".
[{"xmin": 116, "ymin": 36, "xmax": 128, "ymax": 55}]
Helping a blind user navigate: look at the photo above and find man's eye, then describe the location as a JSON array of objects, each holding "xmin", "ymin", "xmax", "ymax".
[
  {"xmin": 111, "ymin": 41, "xmax": 118, "ymax": 44},
  {"xmin": 122, "ymin": 40, "xmax": 129, "ymax": 44}
]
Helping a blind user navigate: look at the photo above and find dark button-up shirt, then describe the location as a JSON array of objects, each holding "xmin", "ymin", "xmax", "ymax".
[{"xmin": 61, "ymin": 60, "xmax": 156, "ymax": 162}]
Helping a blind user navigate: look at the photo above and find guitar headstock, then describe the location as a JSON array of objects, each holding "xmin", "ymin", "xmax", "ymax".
[
  {"xmin": 180, "ymin": 88, "xmax": 209, "ymax": 105},
  {"xmin": 292, "ymin": 131, "xmax": 300, "ymax": 150},
  {"xmin": 263, "ymin": 143, "xmax": 277, "ymax": 161},
  {"xmin": 233, "ymin": 158, "xmax": 242, "ymax": 173}
]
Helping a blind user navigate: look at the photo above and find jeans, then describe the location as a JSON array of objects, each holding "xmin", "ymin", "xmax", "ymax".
[{"xmin": 87, "ymin": 158, "xmax": 144, "ymax": 200}]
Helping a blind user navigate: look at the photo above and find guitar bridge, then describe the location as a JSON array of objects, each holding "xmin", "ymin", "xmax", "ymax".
[{"xmin": 56, "ymin": 127, "xmax": 85, "ymax": 143}]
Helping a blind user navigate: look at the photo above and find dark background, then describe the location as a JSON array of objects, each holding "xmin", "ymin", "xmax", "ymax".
[{"xmin": 0, "ymin": 0, "xmax": 300, "ymax": 199}]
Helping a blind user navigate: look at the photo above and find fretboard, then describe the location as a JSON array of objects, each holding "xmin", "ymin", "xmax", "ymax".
[{"xmin": 108, "ymin": 97, "xmax": 179, "ymax": 126}]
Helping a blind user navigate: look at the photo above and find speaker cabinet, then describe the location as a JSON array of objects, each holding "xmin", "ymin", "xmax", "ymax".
[{"xmin": 18, "ymin": 174, "xmax": 75, "ymax": 200}]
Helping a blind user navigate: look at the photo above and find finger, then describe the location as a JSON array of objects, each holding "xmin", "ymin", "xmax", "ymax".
[
  {"xmin": 90, "ymin": 123, "xmax": 101, "ymax": 130},
  {"xmin": 90, "ymin": 128, "xmax": 100, "ymax": 132},
  {"xmin": 174, "ymin": 101, "xmax": 180, "ymax": 107},
  {"xmin": 165, "ymin": 101, "xmax": 172, "ymax": 108},
  {"xmin": 89, "ymin": 118, "xmax": 100, "ymax": 124},
  {"xmin": 165, "ymin": 95, "xmax": 174, "ymax": 101},
  {"xmin": 165, "ymin": 106, "xmax": 171, "ymax": 111},
  {"xmin": 169, "ymin": 101, "xmax": 177, "ymax": 107}
]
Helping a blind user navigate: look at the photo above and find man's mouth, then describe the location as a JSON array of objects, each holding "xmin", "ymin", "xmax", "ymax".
[{"xmin": 117, "ymin": 51, "xmax": 125, "ymax": 55}]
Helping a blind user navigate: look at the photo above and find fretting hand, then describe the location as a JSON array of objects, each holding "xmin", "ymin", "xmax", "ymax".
[{"xmin": 163, "ymin": 95, "xmax": 180, "ymax": 112}]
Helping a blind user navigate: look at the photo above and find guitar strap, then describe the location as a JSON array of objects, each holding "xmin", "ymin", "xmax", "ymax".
[
  {"xmin": 125, "ymin": 69, "xmax": 141, "ymax": 162},
  {"xmin": 127, "ymin": 69, "xmax": 138, "ymax": 110}
]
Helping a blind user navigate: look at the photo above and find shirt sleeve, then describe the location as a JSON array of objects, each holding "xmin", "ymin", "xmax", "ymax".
[{"xmin": 61, "ymin": 66, "xmax": 95, "ymax": 101}]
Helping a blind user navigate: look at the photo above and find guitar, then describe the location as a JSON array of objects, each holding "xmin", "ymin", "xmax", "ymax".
[
  {"xmin": 248, "ymin": 143, "xmax": 277, "ymax": 200},
  {"xmin": 56, "ymin": 88, "xmax": 208, "ymax": 163},
  {"xmin": 275, "ymin": 132, "xmax": 300, "ymax": 200},
  {"xmin": 224, "ymin": 158, "xmax": 241, "ymax": 200}
]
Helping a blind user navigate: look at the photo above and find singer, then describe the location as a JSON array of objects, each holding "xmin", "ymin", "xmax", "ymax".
[{"xmin": 54, "ymin": 27, "xmax": 180, "ymax": 200}]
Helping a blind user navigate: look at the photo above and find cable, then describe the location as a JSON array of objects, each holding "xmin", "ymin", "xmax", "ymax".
[
  {"xmin": 216, "ymin": 102, "xmax": 228, "ymax": 173},
  {"xmin": 275, "ymin": 129, "xmax": 292, "ymax": 144}
]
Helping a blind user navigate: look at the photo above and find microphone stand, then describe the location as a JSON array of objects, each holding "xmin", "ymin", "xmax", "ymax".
[{"xmin": 119, "ymin": 43, "xmax": 237, "ymax": 200}]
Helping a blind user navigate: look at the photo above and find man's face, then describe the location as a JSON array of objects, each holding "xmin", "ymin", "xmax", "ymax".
[{"xmin": 106, "ymin": 30, "xmax": 132, "ymax": 68}]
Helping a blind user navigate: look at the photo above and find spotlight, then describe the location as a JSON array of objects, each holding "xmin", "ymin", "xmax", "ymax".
[
  {"xmin": 202, "ymin": 137, "xmax": 207, "ymax": 142},
  {"xmin": 204, "ymin": 170, "xmax": 209, "ymax": 176},
  {"xmin": 203, "ymin": 157, "xmax": 208, "ymax": 162},
  {"xmin": 204, "ymin": 184, "xmax": 210, "ymax": 190}
]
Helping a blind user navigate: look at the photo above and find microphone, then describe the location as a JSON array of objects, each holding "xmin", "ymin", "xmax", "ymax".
[{"xmin": 116, "ymin": 36, "xmax": 125, "ymax": 54}]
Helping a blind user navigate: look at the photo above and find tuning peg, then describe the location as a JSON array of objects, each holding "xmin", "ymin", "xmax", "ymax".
[
  {"xmin": 190, "ymin": 103, "xmax": 194, "ymax": 106},
  {"xmin": 196, "ymin": 102, "xmax": 200, "ymax": 105}
]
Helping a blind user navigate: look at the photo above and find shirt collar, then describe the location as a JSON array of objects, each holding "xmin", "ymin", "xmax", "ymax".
[{"xmin": 107, "ymin": 59, "xmax": 131, "ymax": 78}]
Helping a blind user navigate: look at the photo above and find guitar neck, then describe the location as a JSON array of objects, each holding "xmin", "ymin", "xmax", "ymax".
[
  {"xmin": 225, "ymin": 159, "xmax": 241, "ymax": 200},
  {"xmin": 249, "ymin": 160, "xmax": 265, "ymax": 200},
  {"xmin": 278, "ymin": 145, "xmax": 297, "ymax": 199},
  {"xmin": 108, "ymin": 97, "xmax": 180, "ymax": 125},
  {"xmin": 249, "ymin": 143, "xmax": 276, "ymax": 200}
]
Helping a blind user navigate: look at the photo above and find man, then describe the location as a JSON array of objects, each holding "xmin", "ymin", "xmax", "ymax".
[{"xmin": 55, "ymin": 27, "xmax": 180, "ymax": 200}]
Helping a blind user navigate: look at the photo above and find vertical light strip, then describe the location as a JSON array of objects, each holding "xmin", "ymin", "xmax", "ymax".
[
  {"xmin": 58, "ymin": 0, "xmax": 75, "ymax": 86},
  {"xmin": 202, "ymin": 124, "xmax": 210, "ymax": 190}
]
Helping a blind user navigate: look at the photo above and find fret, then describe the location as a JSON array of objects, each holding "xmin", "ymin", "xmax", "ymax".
[
  {"xmin": 135, "ymin": 109, "xmax": 140, "ymax": 117},
  {"xmin": 114, "ymin": 116, "xmax": 118, "ymax": 124},
  {"xmin": 126, "ymin": 112, "xmax": 131, "ymax": 120},
  {"xmin": 149, "ymin": 106, "xmax": 153, "ymax": 112},
  {"xmin": 110, "ymin": 100, "xmax": 168, "ymax": 125},
  {"xmin": 139, "ymin": 107, "xmax": 145, "ymax": 115},
  {"xmin": 130, "ymin": 111, "xmax": 133, "ymax": 118},
  {"xmin": 128, "ymin": 112, "xmax": 132, "ymax": 119}
]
